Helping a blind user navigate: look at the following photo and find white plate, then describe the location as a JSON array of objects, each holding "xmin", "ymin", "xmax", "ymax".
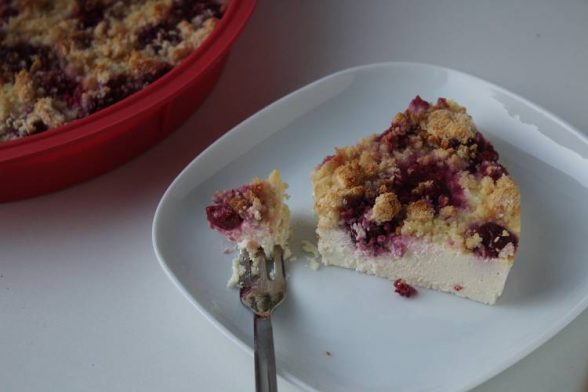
[{"xmin": 152, "ymin": 62, "xmax": 588, "ymax": 392}]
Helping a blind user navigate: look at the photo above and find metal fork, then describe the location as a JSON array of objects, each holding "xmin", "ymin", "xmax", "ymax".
[{"xmin": 239, "ymin": 245, "xmax": 287, "ymax": 392}]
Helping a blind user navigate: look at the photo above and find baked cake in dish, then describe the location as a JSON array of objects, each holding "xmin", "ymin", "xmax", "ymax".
[
  {"xmin": 0, "ymin": 0, "xmax": 225, "ymax": 142},
  {"xmin": 312, "ymin": 96, "xmax": 521, "ymax": 304},
  {"xmin": 206, "ymin": 170, "xmax": 291, "ymax": 286}
]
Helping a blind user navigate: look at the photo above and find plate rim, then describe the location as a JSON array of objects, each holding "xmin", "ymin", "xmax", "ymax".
[{"xmin": 152, "ymin": 61, "xmax": 588, "ymax": 392}]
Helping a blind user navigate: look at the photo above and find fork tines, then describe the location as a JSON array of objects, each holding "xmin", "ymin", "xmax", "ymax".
[{"xmin": 239, "ymin": 245, "xmax": 286, "ymax": 317}]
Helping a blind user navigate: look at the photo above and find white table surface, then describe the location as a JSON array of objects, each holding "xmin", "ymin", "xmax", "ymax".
[{"xmin": 2, "ymin": 1, "xmax": 587, "ymax": 391}]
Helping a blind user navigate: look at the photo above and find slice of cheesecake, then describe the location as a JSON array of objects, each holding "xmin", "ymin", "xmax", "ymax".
[
  {"xmin": 312, "ymin": 97, "xmax": 520, "ymax": 304},
  {"xmin": 206, "ymin": 170, "xmax": 291, "ymax": 286}
]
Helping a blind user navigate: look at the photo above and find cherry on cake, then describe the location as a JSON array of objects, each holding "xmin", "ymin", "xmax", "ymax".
[
  {"xmin": 206, "ymin": 170, "xmax": 291, "ymax": 286},
  {"xmin": 311, "ymin": 96, "xmax": 520, "ymax": 304}
]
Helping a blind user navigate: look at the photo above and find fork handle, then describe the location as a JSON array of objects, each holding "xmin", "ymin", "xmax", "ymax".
[{"xmin": 254, "ymin": 314, "xmax": 278, "ymax": 392}]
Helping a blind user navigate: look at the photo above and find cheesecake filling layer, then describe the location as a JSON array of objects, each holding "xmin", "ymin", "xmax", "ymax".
[{"xmin": 318, "ymin": 228, "xmax": 511, "ymax": 305}]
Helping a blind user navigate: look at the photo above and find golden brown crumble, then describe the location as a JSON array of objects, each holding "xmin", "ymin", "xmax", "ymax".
[
  {"xmin": 423, "ymin": 106, "xmax": 474, "ymax": 144},
  {"xmin": 312, "ymin": 97, "xmax": 521, "ymax": 261},
  {"xmin": 371, "ymin": 192, "xmax": 401, "ymax": 224}
]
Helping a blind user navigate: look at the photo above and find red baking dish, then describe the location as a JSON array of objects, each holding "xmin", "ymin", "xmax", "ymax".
[{"xmin": 0, "ymin": 0, "xmax": 256, "ymax": 203}]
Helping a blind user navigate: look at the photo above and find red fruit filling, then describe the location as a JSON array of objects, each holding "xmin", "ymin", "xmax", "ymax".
[
  {"xmin": 137, "ymin": 0, "xmax": 222, "ymax": 51},
  {"xmin": 407, "ymin": 95, "xmax": 430, "ymax": 115},
  {"xmin": 0, "ymin": 1, "xmax": 18, "ymax": 25},
  {"xmin": 465, "ymin": 132, "xmax": 509, "ymax": 182},
  {"xmin": 394, "ymin": 162, "xmax": 464, "ymax": 211},
  {"xmin": 206, "ymin": 204, "xmax": 243, "ymax": 231},
  {"xmin": 479, "ymin": 161, "xmax": 508, "ymax": 182},
  {"xmin": 34, "ymin": 69, "xmax": 79, "ymax": 99},
  {"xmin": 469, "ymin": 222, "xmax": 518, "ymax": 259},
  {"xmin": 0, "ymin": 42, "xmax": 52, "ymax": 81},
  {"xmin": 394, "ymin": 279, "xmax": 418, "ymax": 298},
  {"xmin": 72, "ymin": 0, "xmax": 106, "ymax": 29},
  {"xmin": 340, "ymin": 194, "xmax": 406, "ymax": 256},
  {"xmin": 84, "ymin": 64, "xmax": 171, "ymax": 114}
]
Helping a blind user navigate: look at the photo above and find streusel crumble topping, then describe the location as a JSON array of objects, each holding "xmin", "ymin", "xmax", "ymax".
[
  {"xmin": 312, "ymin": 96, "xmax": 520, "ymax": 261},
  {"xmin": 0, "ymin": 0, "xmax": 225, "ymax": 142}
]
